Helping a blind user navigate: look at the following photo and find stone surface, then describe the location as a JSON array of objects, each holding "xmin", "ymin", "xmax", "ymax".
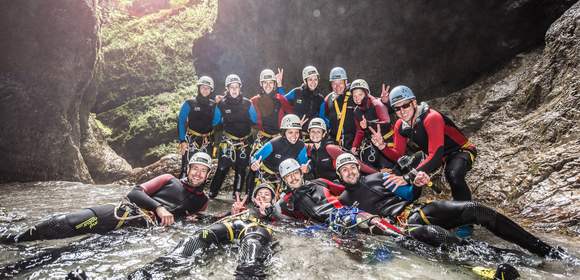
[
  {"xmin": 193, "ymin": 0, "xmax": 575, "ymax": 97},
  {"xmin": 428, "ymin": 1, "xmax": 580, "ymax": 235},
  {"xmin": 0, "ymin": 0, "xmax": 100, "ymax": 183},
  {"xmin": 81, "ymin": 115, "xmax": 133, "ymax": 183}
]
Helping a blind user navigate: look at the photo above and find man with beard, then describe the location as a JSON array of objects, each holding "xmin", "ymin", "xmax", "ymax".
[
  {"xmin": 334, "ymin": 153, "xmax": 573, "ymax": 260},
  {"xmin": 1, "ymin": 153, "xmax": 213, "ymax": 243}
]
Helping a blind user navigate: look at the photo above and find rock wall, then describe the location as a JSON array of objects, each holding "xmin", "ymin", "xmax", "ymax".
[
  {"xmin": 0, "ymin": 0, "xmax": 129, "ymax": 183},
  {"xmin": 428, "ymin": 1, "xmax": 580, "ymax": 235},
  {"xmin": 193, "ymin": 0, "xmax": 574, "ymax": 97},
  {"xmin": 0, "ymin": 0, "xmax": 100, "ymax": 182}
]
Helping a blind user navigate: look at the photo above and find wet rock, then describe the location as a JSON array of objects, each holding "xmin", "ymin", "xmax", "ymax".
[
  {"xmin": 193, "ymin": 0, "xmax": 574, "ymax": 97},
  {"xmin": 118, "ymin": 153, "xmax": 181, "ymax": 185},
  {"xmin": 81, "ymin": 115, "xmax": 132, "ymax": 183},
  {"xmin": 428, "ymin": 2, "xmax": 580, "ymax": 235},
  {"xmin": 0, "ymin": 0, "xmax": 100, "ymax": 183}
]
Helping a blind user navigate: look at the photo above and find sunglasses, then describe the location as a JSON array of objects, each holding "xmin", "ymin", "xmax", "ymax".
[{"xmin": 393, "ymin": 102, "xmax": 412, "ymax": 112}]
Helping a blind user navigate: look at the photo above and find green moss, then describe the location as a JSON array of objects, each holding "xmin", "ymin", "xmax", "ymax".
[{"xmin": 91, "ymin": 113, "xmax": 113, "ymax": 138}]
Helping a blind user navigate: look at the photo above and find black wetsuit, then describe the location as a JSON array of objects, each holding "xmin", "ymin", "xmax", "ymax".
[
  {"xmin": 1, "ymin": 174, "xmax": 208, "ymax": 243},
  {"xmin": 177, "ymin": 95, "xmax": 217, "ymax": 178},
  {"xmin": 324, "ymin": 91, "xmax": 357, "ymax": 149},
  {"xmin": 286, "ymin": 85, "xmax": 325, "ymax": 137},
  {"xmin": 338, "ymin": 173, "xmax": 560, "ymax": 258},
  {"xmin": 129, "ymin": 208, "xmax": 275, "ymax": 280},
  {"xmin": 307, "ymin": 139, "xmax": 339, "ymax": 181},
  {"xmin": 209, "ymin": 94, "xmax": 254, "ymax": 198}
]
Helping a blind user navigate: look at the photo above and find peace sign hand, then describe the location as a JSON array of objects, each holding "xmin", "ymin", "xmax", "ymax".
[
  {"xmin": 231, "ymin": 193, "xmax": 248, "ymax": 214},
  {"xmin": 369, "ymin": 124, "xmax": 386, "ymax": 150},
  {"xmin": 380, "ymin": 84, "xmax": 390, "ymax": 104},
  {"xmin": 276, "ymin": 68, "xmax": 284, "ymax": 87},
  {"xmin": 300, "ymin": 115, "xmax": 309, "ymax": 127}
]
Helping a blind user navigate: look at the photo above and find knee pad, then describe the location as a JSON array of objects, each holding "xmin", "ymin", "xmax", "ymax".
[
  {"xmin": 173, "ymin": 234, "xmax": 212, "ymax": 257},
  {"xmin": 461, "ymin": 202, "xmax": 497, "ymax": 227}
]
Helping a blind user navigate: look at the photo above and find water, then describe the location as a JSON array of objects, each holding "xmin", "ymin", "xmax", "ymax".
[{"xmin": 0, "ymin": 182, "xmax": 578, "ymax": 279}]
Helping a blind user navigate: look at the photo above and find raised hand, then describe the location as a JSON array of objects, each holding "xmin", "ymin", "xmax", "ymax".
[
  {"xmin": 369, "ymin": 124, "xmax": 386, "ymax": 149},
  {"xmin": 360, "ymin": 115, "xmax": 368, "ymax": 129},
  {"xmin": 300, "ymin": 115, "xmax": 309, "ymax": 127},
  {"xmin": 276, "ymin": 67, "xmax": 284, "ymax": 87},
  {"xmin": 380, "ymin": 83, "xmax": 390, "ymax": 104},
  {"xmin": 231, "ymin": 193, "xmax": 248, "ymax": 214},
  {"xmin": 300, "ymin": 159, "xmax": 311, "ymax": 174},
  {"xmin": 251, "ymin": 156, "xmax": 262, "ymax": 171}
]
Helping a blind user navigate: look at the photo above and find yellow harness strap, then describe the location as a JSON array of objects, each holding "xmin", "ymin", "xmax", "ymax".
[
  {"xmin": 418, "ymin": 208, "xmax": 431, "ymax": 225},
  {"xmin": 224, "ymin": 132, "xmax": 250, "ymax": 141},
  {"xmin": 382, "ymin": 129, "xmax": 394, "ymax": 140},
  {"xmin": 224, "ymin": 221, "xmax": 235, "ymax": 241},
  {"xmin": 334, "ymin": 91, "xmax": 351, "ymax": 144},
  {"xmin": 260, "ymin": 164, "xmax": 277, "ymax": 175},
  {"xmin": 114, "ymin": 208, "xmax": 131, "ymax": 229},
  {"xmin": 259, "ymin": 130, "xmax": 277, "ymax": 138},
  {"xmin": 187, "ymin": 128, "xmax": 213, "ymax": 137}
]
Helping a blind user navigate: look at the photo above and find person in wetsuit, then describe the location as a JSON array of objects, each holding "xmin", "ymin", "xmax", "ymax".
[
  {"xmin": 177, "ymin": 76, "xmax": 219, "ymax": 178},
  {"xmin": 349, "ymin": 79, "xmax": 395, "ymax": 170},
  {"xmin": 0, "ymin": 153, "xmax": 213, "ymax": 244},
  {"xmin": 249, "ymin": 68, "xmax": 293, "ymax": 155},
  {"xmin": 370, "ymin": 85, "xmax": 477, "ymax": 237},
  {"xmin": 284, "ymin": 65, "xmax": 325, "ymax": 141},
  {"xmin": 276, "ymin": 158, "xmax": 404, "ymax": 237},
  {"xmin": 128, "ymin": 183, "xmax": 279, "ymax": 280},
  {"xmin": 333, "ymin": 153, "xmax": 574, "ymax": 260},
  {"xmin": 320, "ymin": 67, "xmax": 357, "ymax": 149},
  {"xmin": 208, "ymin": 74, "xmax": 257, "ymax": 199},
  {"xmin": 305, "ymin": 118, "xmax": 377, "ymax": 181},
  {"xmin": 247, "ymin": 114, "xmax": 308, "ymax": 197}
]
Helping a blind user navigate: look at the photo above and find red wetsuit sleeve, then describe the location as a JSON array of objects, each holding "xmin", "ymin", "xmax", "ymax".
[
  {"xmin": 317, "ymin": 178, "xmax": 345, "ymax": 196},
  {"xmin": 380, "ymin": 120, "xmax": 407, "ymax": 161},
  {"xmin": 322, "ymin": 187, "xmax": 344, "ymax": 209},
  {"xmin": 416, "ymin": 111, "xmax": 445, "ymax": 173},
  {"xmin": 277, "ymin": 93, "xmax": 294, "ymax": 115},
  {"xmin": 140, "ymin": 174, "xmax": 175, "ymax": 195},
  {"xmin": 372, "ymin": 98, "xmax": 390, "ymax": 124}
]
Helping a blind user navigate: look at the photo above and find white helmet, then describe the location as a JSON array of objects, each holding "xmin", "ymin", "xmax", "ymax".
[
  {"xmin": 259, "ymin": 69, "xmax": 276, "ymax": 82},
  {"xmin": 280, "ymin": 114, "xmax": 301, "ymax": 130},
  {"xmin": 335, "ymin": 153, "xmax": 359, "ymax": 171},
  {"xmin": 188, "ymin": 152, "xmax": 212, "ymax": 169},
  {"xmin": 279, "ymin": 158, "xmax": 301, "ymax": 178},
  {"xmin": 329, "ymin": 67, "xmax": 347, "ymax": 81},
  {"xmin": 350, "ymin": 79, "xmax": 369, "ymax": 94},
  {"xmin": 308, "ymin": 118, "xmax": 327, "ymax": 131},
  {"xmin": 225, "ymin": 74, "xmax": 242, "ymax": 87},
  {"xmin": 196, "ymin": 76, "xmax": 214, "ymax": 91},
  {"xmin": 302, "ymin": 65, "xmax": 319, "ymax": 81}
]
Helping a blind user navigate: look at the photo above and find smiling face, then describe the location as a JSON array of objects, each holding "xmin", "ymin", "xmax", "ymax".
[
  {"xmin": 352, "ymin": 88, "xmax": 366, "ymax": 105},
  {"xmin": 199, "ymin": 85, "xmax": 212, "ymax": 97},
  {"xmin": 283, "ymin": 170, "xmax": 303, "ymax": 190},
  {"xmin": 261, "ymin": 80, "xmax": 276, "ymax": 94},
  {"xmin": 306, "ymin": 75, "xmax": 319, "ymax": 91},
  {"xmin": 331, "ymin": 80, "xmax": 346, "ymax": 95},
  {"xmin": 227, "ymin": 83, "xmax": 241, "ymax": 98},
  {"xmin": 393, "ymin": 100, "xmax": 417, "ymax": 123},
  {"xmin": 338, "ymin": 163, "xmax": 360, "ymax": 185},
  {"xmin": 285, "ymin": 129, "xmax": 301, "ymax": 144},
  {"xmin": 308, "ymin": 128, "xmax": 325, "ymax": 143},
  {"xmin": 254, "ymin": 188, "xmax": 273, "ymax": 205},
  {"xmin": 187, "ymin": 164, "xmax": 210, "ymax": 187}
]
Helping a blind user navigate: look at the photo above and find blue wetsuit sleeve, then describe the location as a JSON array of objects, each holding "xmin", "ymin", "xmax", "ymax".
[
  {"xmin": 212, "ymin": 107, "xmax": 222, "ymax": 126},
  {"xmin": 285, "ymin": 88, "xmax": 296, "ymax": 101},
  {"xmin": 297, "ymin": 147, "xmax": 308, "ymax": 165},
  {"xmin": 249, "ymin": 104, "xmax": 258, "ymax": 124},
  {"xmin": 382, "ymin": 172, "xmax": 415, "ymax": 201},
  {"xmin": 178, "ymin": 102, "xmax": 190, "ymax": 142},
  {"xmin": 319, "ymin": 101, "xmax": 330, "ymax": 128},
  {"xmin": 252, "ymin": 142, "xmax": 273, "ymax": 162},
  {"xmin": 277, "ymin": 86, "xmax": 286, "ymax": 95}
]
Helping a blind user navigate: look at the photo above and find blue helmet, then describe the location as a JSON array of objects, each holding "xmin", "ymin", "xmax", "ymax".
[{"xmin": 389, "ymin": 85, "xmax": 415, "ymax": 107}]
